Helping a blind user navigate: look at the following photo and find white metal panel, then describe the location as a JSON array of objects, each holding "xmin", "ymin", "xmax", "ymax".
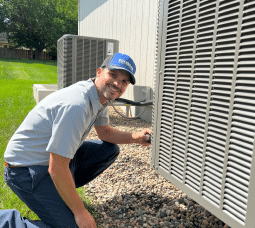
[{"xmin": 151, "ymin": 0, "xmax": 255, "ymax": 227}]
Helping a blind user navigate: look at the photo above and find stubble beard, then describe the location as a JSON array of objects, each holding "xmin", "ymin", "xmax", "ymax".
[{"xmin": 99, "ymin": 84, "xmax": 120, "ymax": 101}]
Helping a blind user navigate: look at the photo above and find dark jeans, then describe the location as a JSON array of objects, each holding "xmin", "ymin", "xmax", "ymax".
[{"xmin": 0, "ymin": 140, "xmax": 119, "ymax": 228}]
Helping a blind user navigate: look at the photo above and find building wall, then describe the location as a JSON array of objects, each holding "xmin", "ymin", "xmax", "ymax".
[
  {"xmin": 79, "ymin": 0, "xmax": 159, "ymax": 122},
  {"xmin": 0, "ymin": 33, "xmax": 7, "ymax": 43},
  {"xmin": 0, "ymin": 33, "xmax": 12, "ymax": 48}
]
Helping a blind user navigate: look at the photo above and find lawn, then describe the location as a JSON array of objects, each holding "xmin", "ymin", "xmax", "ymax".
[{"xmin": 0, "ymin": 58, "xmax": 97, "ymax": 222}]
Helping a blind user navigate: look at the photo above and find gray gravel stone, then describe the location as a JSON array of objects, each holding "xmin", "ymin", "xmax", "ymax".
[{"xmin": 84, "ymin": 107, "xmax": 231, "ymax": 228}]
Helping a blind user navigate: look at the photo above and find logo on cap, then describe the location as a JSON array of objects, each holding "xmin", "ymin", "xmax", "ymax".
[{"xmin": 118, "ymin": 59, "xmax": 134, "ymax": 72}]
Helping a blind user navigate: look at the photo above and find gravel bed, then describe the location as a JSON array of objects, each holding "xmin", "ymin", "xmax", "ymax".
[{"xmin": 85, "ymin": 107, "xmax": 230, "ymax": 228}]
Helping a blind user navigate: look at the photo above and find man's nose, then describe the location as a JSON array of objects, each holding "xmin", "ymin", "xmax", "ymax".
[{"xmin": 113, "ymin": 79, "xmax": 121, "ymax": 89}]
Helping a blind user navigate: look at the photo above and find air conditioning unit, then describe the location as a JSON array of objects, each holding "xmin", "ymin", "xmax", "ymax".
[
  {"xmin": 151, "ymin": 0, "xmax": 255, "ymax": 228},
  {"xmin": 57, "ymin": 34, "xmax": 119, "ymax": 89}
]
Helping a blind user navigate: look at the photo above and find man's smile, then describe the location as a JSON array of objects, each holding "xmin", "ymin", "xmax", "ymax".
[{"xmin": 108, "ymin": 84, "xmax": 120, "ymax": 94}]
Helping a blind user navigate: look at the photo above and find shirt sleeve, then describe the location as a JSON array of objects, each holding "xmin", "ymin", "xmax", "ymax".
[
  {"xmin": 94, "ymin": 106, "xmax": 109, "ymax": 126},
  {"xmin": 46, "ymin": 104, "xmax": 88, "ymax": 159}
]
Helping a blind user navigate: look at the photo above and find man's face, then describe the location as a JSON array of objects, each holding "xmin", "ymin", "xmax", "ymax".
[{"xmin": 95, "ymin": 68, "xmax": 130, "ymax": 104}]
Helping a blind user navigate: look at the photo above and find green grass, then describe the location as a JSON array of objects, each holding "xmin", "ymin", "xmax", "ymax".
[{"xmin": 0, "ymin": 58, "xmax": 99, "ymax": 224}]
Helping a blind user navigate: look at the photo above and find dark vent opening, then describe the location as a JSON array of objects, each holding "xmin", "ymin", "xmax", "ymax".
[
  {"xmin": 219, "ymin": 2, "xmax": 240, "ymax": 12},
  {"xmin": 200, "ymin": 0, "xmax": 216, "ymax": 8},
  {"xmin": 183, "ymin": 0, "xmax": 197, "ymax": 9},
  {"xmin": 230, "ymin": 136, "xmax": 254, "ymax": 147},
  {"xmin": 199, "ymin": 9, "xmax": 216, "ymax": 18},
  {"xmin": 243, "ymin": 2, "xmax": 255, "ymax": 10},
  {"xmin": 198, "ymin": 15, "xmax": 216, "ymax": 23},
  {"xmin": 218, "ymin": 8, "xmax": 239, "ymax": 18},
  {"xmin": 218, "ymin": 15, "xmax": 238, "ymax": 24},
  {"xmin": 209, "ymin": 113, "xmax": 228, "ymax": 120}
]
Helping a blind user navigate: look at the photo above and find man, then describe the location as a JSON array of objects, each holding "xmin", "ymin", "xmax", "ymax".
[{"xmin": 1, "ymin": 53, "xmax": 151, "ymax": 228}]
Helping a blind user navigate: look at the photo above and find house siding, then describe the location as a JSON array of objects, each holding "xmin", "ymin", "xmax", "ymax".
[{"xmin": 79, "ymin": 0, "xmax": 159, "ymax": 122}]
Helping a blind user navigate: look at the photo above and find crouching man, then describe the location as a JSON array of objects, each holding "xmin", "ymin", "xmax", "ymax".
[{"xmin": 1, "ymin": 53, "xmax": 151, "ymax": 228}]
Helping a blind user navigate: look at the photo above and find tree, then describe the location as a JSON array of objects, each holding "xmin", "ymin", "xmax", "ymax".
[
  {"xmin": 0, "ymin": 2, "xmax": 8, "ymax": 33},
  {"xmin": 1, "ymin": 0, "xmax": 78, "ymax": 59},
  {"xmin": 46, "ymin": 0, "xmax": 78, "ymax": 59}
]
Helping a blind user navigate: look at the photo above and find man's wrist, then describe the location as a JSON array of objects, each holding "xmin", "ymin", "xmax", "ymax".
[
  {"xmin": 131, "ymin": 132, "xmax": 138, "ymax": 144},
  {"xmin": 74, "ymin": 206, "xmax": 88, "ymax": 216},
  {"xmin": 71, "ymin": 199, "xmax": 87, "ymax": 216}
]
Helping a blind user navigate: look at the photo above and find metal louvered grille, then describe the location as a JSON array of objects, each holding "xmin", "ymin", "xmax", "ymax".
[
  {"xmin": 187, "ymin": 0, "xmax": 217, "ymax": 195},
  {"xmin": 76, "ymin": 39, "xmax": 105, "ymax": 83},
  {"xmin": 57, "ymin": 37, "xmax": 73, "ymax": 89},
  {"xmin": 222, "ymin": 0, "xmax": 255, "ymax": 224},
  {"xmin": 57, "ymin": 37, "xmax": 64, "ymax": 89},
  {"xmin": 152, "ymin": 0, "xmax": 164, "ymax": 155},
  {"xmin": 202, "ymin": 0, "xmax": 235, "ymax": 206},
  {"xmin": 57, "ymin": 35, "xmax": 119, "ymax": 89},
  {"xmin": 151, "ymin": 0, "xmax": 255, "ymax": 227}
]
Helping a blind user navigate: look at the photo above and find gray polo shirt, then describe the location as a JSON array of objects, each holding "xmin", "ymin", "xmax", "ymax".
[{"xmin": 4, "ymin": 79, "xmax": 109, "ymax": 166}]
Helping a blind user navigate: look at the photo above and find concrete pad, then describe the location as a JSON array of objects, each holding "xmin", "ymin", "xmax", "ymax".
[{"xmin": 33, "ymin": 84, "xmax": 58, "ymax": 103}]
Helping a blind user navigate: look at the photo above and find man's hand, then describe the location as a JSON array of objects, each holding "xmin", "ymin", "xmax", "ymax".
[
  {"xmin": 74, "ymin": 210, "xmax": 97, "ymax": 228},
  {"xmin": 132, "ymin": 128, "xmax": 152, "ymax": 146}
]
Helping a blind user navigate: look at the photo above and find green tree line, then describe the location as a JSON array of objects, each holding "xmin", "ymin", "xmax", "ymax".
[{"xmin": 0, "ymin": 0, "xmax": 78, "ymax": 60}]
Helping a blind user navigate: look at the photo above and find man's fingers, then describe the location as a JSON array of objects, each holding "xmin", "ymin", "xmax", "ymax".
[
  {"xmin": 145, "ymin": 133, "xmax": 151, "ymax": 143},
  {"xmin": 145, "ymin": 128, "xmax": 152, "ymax": 135}
]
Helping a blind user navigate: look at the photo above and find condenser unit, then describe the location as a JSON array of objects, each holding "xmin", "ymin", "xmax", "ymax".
[
  {"xmin": 151, "ymin": 0, "xmax": 255, "ymax": 228},
  {"xmin": 57, "ymin": 34, "xmax": 119, "ymax": 89}
]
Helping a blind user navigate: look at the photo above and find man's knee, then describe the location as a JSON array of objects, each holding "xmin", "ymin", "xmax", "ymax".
[
  {"xmin": 112, "ymin": 143, "xmax": 120, "ymax": 155},
  {"xmin": 102, "ymin": 141, "xmax": 120, "ymax": 161},
  {"xmin": 102, "ymin": 141, "xmax": 119, "ymax": 154}
]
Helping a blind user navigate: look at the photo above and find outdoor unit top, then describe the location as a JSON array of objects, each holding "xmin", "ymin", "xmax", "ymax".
[
  {"xmin": 151, "ymin": 0, "xmax": 255, "ymax": 228},
  {"xmin": 57, "ymin": 34, "xmax": 119, "ymax": 89}
]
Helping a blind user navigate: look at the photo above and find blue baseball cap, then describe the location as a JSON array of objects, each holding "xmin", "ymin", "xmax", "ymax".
[{"xmin": 101, "ymin": 53, "xmax": 136, "ymax": 85}]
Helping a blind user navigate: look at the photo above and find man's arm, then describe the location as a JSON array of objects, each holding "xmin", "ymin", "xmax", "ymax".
[
  {"xmin": 48, "ymin": 152, "xmax": 96, "ymax": 228},
  {"xmin": 94, "ymin": 124, "xmax": 151, "ymax": 146}
]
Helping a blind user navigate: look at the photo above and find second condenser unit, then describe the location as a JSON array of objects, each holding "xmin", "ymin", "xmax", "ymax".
[{"xmin": 57, "ymin": 34, "xmax": 119, "ymax": 89}]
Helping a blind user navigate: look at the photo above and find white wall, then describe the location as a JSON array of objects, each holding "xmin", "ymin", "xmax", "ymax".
[
  {"xmin": 79, "ymin": 0, "xmax": 159, "ymax": 122},
  {"xmin": 0, "ymin": 33, "xmax": 7, "ymax": 42}
]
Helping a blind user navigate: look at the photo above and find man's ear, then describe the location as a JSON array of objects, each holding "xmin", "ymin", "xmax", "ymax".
[{"xmin": 97, "ymin": 68, "xmax": 102, "ymax": 77}]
